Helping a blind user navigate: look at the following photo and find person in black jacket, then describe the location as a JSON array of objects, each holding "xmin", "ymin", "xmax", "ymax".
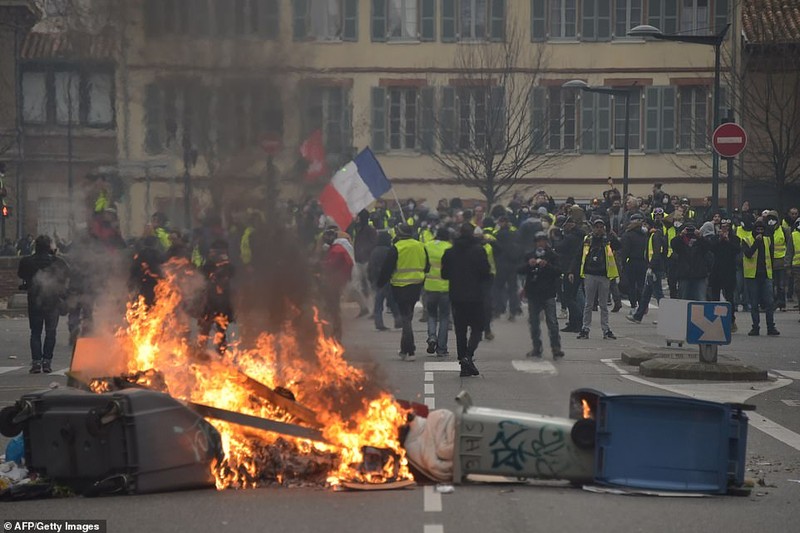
[
  {"xmin": 519, "ymin": 232, "xmax": 564, "ymax": 359},
  {"xmin": 441, "ymin": 223, "xmax": 491, "ymax": 377},
  {"xmin": 556, "ymin": 217, "xmax": 586, "ymax": 333},
  {"xmin": 627, "ymin": 208, "xmax": 668, "ymax": 324},
  {"xmin": 368, "ymin": 231, "xmax": 401, "ymax": 331},
  {"xmin": 197, "ymin": 239, "xmax": 234, "ymax": 354},
  {"xmin": 709, "ymin": 219, "xmax": 740, "ymax": 331},
  {"xmin": 670, "ymin": 223, "xmax": 712, "ymax": 301},
  {"xmin": 619, "ymin": 213, "xmax": 649, "ymax": 312},
  {"xmin": 491, "ymin": 216, "xmax": 522, "ymax": 319},
  {"xmin": 17, "ymin": 235, "xmax": 70, "ymax": 373}
]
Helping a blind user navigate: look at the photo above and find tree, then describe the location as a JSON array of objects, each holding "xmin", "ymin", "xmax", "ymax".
[{"xmin": 422, "ymin": 22, "xmax": 561, "ymax": 209}]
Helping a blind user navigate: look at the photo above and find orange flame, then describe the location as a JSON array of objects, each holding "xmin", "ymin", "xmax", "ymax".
[
  {"xmin": 114, "ymin": 259, "xmax": 412, "ymax": 488},
  {"xmin": 581, "ymin": 399, "xmax": 593, "ymax": 420}
]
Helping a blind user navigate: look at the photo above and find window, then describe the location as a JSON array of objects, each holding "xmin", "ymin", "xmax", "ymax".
[
  {"xmin": 304, "ymin": 86, "xmax": 352, "ymax": 161},
  {"xmin": 295, "ymin": 0, "xmax": 357, "ymax": 41},
  {"xmin": 389, "ymin": 88, "xmax": 418, "ymax": 150},
  {"xmin": 678, "ymin": 86, "xmax": 708, "ymax": 151},
  {"xmin": 21, "ymin": 68, "xmax": 115, "ymax": 128},
  {"xmin": 613, "ymin": 0, "xmax": 641, "ymax": 38},
  {"xmin": 612, "ymin": 88, "xmax": 641, "ymax": 150},
  {"xmin": 145, "ymin": 0, "xmax": 278, "ymax": 39},
  {"xmin": 441, "ymin": 0, "xmax": 504, "ymax": 42},
  {"xmin": 145, "ymin": 80, "xmax": 213, "ymax": 155},
  {"xmin": 548, "ymin": 87, "xmax": 577, "ymax": 151},
  {"xmin": 373, "ymin": 0, "xmax": 436, "ymax": 41},
  {"xmin": 550, "ymin": 0, "xmax": 577, "ymax": 39},
  {"xmin": 680, "ymin": 0, "xmax": 709, "ymax": 35},
  {"xmin": 388, "ymin": 0, "xmax": 418, "ymax": 39},
  {"xmin": 532, "ymin": 0, "xmax": 612, "ymax": 41},
  {"xmin": 644, "ymin": 86, "xmax": 676, "ymax": 153}
]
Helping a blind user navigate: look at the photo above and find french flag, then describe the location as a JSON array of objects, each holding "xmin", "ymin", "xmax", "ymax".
[{"xmin": 319, "ymin": 147, "xmax": 392, "ymax": 230}]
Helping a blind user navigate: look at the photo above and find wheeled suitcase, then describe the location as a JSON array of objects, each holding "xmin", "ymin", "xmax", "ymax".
[{"xmin": 11, "ymin": 388, "xmax": 222, "ymax": 494}]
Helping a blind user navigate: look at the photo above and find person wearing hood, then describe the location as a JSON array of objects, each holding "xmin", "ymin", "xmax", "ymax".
[
  {"xmin": 321, "ymin": 228, "xmax": 354, "ymax": 341},
  {"xmin": 441, "ymin": 223, "xmax": 491, "ymax": 377},
  {"xmin": 556, "ymin": 216, "xmax": 586, "ymax": 332},
  {"xmin": 491, "ymin": 215, "xmax": 522, "ymax": 321},
  {"xmin": 378, "ymin": 224, "xmax": 430, "ymax": 360},
  {"xmin": 627, "ymin": 207, "xmax": 668, "ymax": 324},
  {"xmin": 670, "ymin": 223, "xmax": 712, "ymax": 301},
  {"xmin": 519, "ymin": 232, "xmax": 564, "ymax": 360},
  {"xmin": 707, "ymin": 218, "xmax": 741, "ymax": 331},
  {"xmin": 741, "ymin": 219, "xmax": 780, "ymax": 336},
  {"xmin": 619, "ymin": 213, "xmax": 649, "ymax": 313},
  {"xmin": 369, "ymin": 231, "xmax": 401, "ymax": 331}
]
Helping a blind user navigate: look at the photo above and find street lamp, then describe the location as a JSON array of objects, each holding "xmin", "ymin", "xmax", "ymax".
[
  {"xmin": 628, "ymin": 23, "xmax": 731, "ymax": 212},
  {"xmin": 563, "ymin": 80, "xmax": 635, "ymax": 198}
]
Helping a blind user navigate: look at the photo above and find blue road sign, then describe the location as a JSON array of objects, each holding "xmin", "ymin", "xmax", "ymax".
[{"xmin": 686, "ymin": 302, "xmax": 733, "ymax": 345}]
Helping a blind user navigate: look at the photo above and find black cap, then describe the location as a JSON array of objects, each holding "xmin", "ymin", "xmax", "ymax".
[{"xmin": 592, "ymin": 218, "xmax": 606, "ymax": 226}]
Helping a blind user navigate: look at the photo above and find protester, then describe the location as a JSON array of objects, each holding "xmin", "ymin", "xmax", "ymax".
[
  {"xmin": 424, "ymin": 227, "xmax": 453, "ymax": 357},
  {"xmin": 742, "ymin": 220, "xmax": 779, "ymax": 336},
  {"xmin": 520, "ymin": 232, "xmax": 564, "ymax": 359},
  {"xmin": 320, "ymin": 228, "xmax": 354, "ymax": 341},
  {"xmin": 197, "ymin": 239, "xmax": 235, "ymax": 354},
  {"xmin": 578, "ymin": 219, "xmax": 620, "ymax": 340},
  {"xmin": 368, "ymin": 231, "xmax": 401, "ymax": 331},
  {"xmin": 670, "ymin": 223, "xmax": 712, "ymax": 301}
]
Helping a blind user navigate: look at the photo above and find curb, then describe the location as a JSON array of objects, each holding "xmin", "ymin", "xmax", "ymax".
[{"xmin": 639, "ymin": 359, "xmax": 768, "ymax": 381}]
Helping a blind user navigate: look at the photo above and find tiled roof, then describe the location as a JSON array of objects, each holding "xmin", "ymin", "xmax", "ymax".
[
  {"xmin": 21, "ymin": 30, "xmax": 116, "ymax": 61},
  {"xmin": 743, "ymin": 0, "xmax": 800, "ymax": 44}
]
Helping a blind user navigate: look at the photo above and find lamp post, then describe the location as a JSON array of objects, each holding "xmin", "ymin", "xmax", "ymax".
[
  {"xmin": 563, "ymin": 80, "xmax": 634, "ymax": 198},
  {"xmin": 629, "ymin": 23, "xmax": 731, "ymax": 212}
]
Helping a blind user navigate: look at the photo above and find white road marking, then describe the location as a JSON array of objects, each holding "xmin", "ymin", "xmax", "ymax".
[
  {"xmin": 424, "ymin": 372, "xmax": 434, "ymax": 382},
  {"xmin": 424, "ymin": 396, "xmax": 435, "ymax": 409},
  {"xmin": 424, "ymin": 526, "xmax": 444, "ymax": 533},
  {"xmin": 51, "ymin": 368, "xmax": 69, "ymax": 376},
  {"xmin": 424, "ymin": 383, "xmax": 435, "ymax": 395},
  {"xmin": 772, "ymin": 370, "xmax": 800, "ymax": 380},
  {"xmin": 601, "ymin": 358, "xmax": 800, "ymax": 451},
  {"xmin": 0, "ymin": 367, "xmax": 23, "ymax": 375},
  {"xmin": 423, "ymin": 485, "xmax": 442, "ymax": 512},
  {"xmin": 781, "ymin": 400, "xmax": 800, "ymax": 407},
  {"xmin": 424, "ymin": 362, "xmax": 460, "ymax": 372},
  {"xmin": 512, "ymin": 360, "xmax": 558, "ymax": 375}
]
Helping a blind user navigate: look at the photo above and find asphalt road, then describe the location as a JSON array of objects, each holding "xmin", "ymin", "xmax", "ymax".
[{"xmin": 1, "ymin": 300, "xmax": 799, "ymax": 533}]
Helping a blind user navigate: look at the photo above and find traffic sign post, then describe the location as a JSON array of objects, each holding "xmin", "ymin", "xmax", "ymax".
[
  {"xmin": 712, "ymin": 123, "xmax": 747, "ymax": 159},
  {"xmin": 686, "ymin": 302, "xmax": 733, "ymax": 363}
]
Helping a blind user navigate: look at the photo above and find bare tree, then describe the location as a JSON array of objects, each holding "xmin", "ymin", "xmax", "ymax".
[{"xmin": 423, "ymin": 22, "xmax": 560, "ymax": 209}]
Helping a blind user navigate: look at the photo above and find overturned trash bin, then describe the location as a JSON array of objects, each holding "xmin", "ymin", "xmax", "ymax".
[{"xmin": 0, "ymin": 388, "xmax": 222, "ymax": 495}]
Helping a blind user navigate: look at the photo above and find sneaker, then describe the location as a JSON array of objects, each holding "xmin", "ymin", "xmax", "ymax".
[
  {"xmin": 398, "ymin": 351, "xmax": 416, "ymax": 361},
  {"xmin": 767, "ymin": 328, "xmax": 780, "ymax": 336},
  {"xmin": 526, "ymin": 350, "xmax": 543, "ymax": 359},
  {"xmin": 459, "ymin": 359, "xmax": 480, "ymax": 377},
  {"xmin": 435, "ymin": 351, "xmax": 450, "ymax": 357},
  {"xmin": 553, "ymin": 350, "xmax": 565, "ymax": 360},
  {"xmin": 577, "ymin": 330, "xmax": 589, "ymax": 339},
  {"xmin": 426, "ymin": 338, "xmax": 438, "ymax": 354},
  {"xmin": 485, "ymin": 331, "xmax": 495, "ymax": 341},
  {"xmin": 625, "ymin": 315, "xmax": 641, "ymax": 324},
  {"xmin": 29, "ymin": 361, "xmax": 42, "ymax": 374},
  {"xmin": 748, "ymin": 328, "xmax": 760, "ymax": 336},
  {"xmin": 42, "ymin": 361, "xmax": 52, "ymax": 373},
  {"xmin": 604, "ymin": 330, "xmax": 617, "ymax": 340},
  {"xmin": 558, "ymin": 309, "xmax": 568, "ymax": 319},
  {"xmin": 561, "ymin": 325, "xmax": 580, "ymax": 333},
  {"xmin": 611, "ymin": 303, "xmax": 622, "ymax": 313},
  {"xmin": 376, "ymin": 326, "xmax": 389, "ymax": 331}
]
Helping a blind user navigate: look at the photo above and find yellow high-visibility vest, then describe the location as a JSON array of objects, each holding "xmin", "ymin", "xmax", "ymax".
[
  {"xmin": 240, "ymin": 226, "xmax": 254, "ymax": 265},
  {"xmin": 424, "ymin": 240, "xmax": 452, "ymax": 292},
  {"xmin": 154, "ymin": 227, "xmax": 171, "ymax": 251},
  {"xmin": 741, "ymin": 233, "xmax": 772, "ymax": 279},
  {"xmin": 391, "ymin": 238, "xmax": 426, "ymax": 287},
  {"xmin": 665, "ymin": 226, "xmax": 676, "ymax": 257},
  {"xmin": 484, "ymin": 242, "xmax": 496, "ymax": 276},
  {"xmin": 792, "ymin": 231, "xmax": 800, "ymax": 267},
  {"xmin": 419, "ymin": 228, "xmax": 434, "ymax": 244},
  {"xmin": 580, "ymin": 237, "xmax": 619, "ymax": 280},
  {"xmin": 773, "ymin": 227, "xmax": 786, "ymax": 259}
]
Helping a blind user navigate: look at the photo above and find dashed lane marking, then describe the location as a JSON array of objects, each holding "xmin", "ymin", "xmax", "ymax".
[
  {"xmin": 424, "ymin": 372, "xmax": 434, "ymax": 382},
  {"xmin": 424, "ymin": 383, "xmax": 435, "ymax": 395},
  {"xmin": 781, "ymin": 400, "xmax": 800, "ymax": 407},
  {"xmin": 424, "ymin": 526, "xmax": 444, "ymax": 533},
  {"xmin": 424, "ymin": 362, "xmax": 460, "ymax": 372},
  {"xmin": 423, "ymin": 485, "xmax": 442, "ymax": 512},
  {"xmin": 772, "ymin": 370, "xmax": 800, "ymax": 380},
  {"xmin": 0, "ymin": 367, "xmax": 24, "ymax": 375},
  {"xmin": 511, "ymin": 360, "xmax": 558, "ymax": 375}
]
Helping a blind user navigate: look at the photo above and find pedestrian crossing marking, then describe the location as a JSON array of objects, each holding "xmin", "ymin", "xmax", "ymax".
[
  {"xmin": 51, "ymin": 368, "xmax": 69, "ymax": 376},
  {"xmin": 512, "ymin": 360, "xmax": 558, "ymax": 375},
  {"xmin": 780, "ymin": 400, "xmax": 800, "ymax": 407},
  {"xmin": 773, "ymin": 370, "xmax": 800, "ymax": 380},
  {"xmin": 424, "ymin": 362, "xmax": 460, "ymax": 372},
  {"xmin": 0, "ymin": 367, "xmax": 23, "ymax": 375}
]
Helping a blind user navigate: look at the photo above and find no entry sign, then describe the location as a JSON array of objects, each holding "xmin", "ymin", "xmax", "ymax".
[{"xmin": 712, "ymin": 123, "xmax": 747, "ymax": 158}]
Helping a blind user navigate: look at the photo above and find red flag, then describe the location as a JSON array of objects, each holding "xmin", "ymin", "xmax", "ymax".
[{"xmin": 300, "ymin": 129, "xmax": 329, "ymax": 182}]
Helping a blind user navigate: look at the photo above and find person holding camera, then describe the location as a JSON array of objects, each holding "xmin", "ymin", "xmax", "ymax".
[
  {"xmin": 520, "ymin": 232, "xmax": 564, "ymax": 359},
  {"xmin": 670, "ymin": 223, "xmax": 712, "ymax": 301},
  {"xmin": 17, "ymin": 235, "xmax": 70, "ymax": 374},
  {"xmin": 741, "ymin": 219, "xmax": 780, "ymax": 336},
  {"xmin": 578, "ymin": 219, "xmax": 621, "ymax": 340}
]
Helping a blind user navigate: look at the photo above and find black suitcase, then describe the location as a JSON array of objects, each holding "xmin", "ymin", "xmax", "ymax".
[{"xmin": 13, "ymin": 388, "xmax": 221, "ymax": 494}]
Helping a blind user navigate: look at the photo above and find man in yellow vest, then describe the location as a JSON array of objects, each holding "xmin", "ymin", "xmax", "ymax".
[
  {"xmin": 578, "ymin": 219, "xmax": 621, "ymax": 340},
  {"xmin": 790, "ymin": 219, "xmax": 800, "ymax": 322},
  {"xmin": 424, "ymin": 227, "xmax": 452, "ymax": 357},
  {"xmin": 377, "ymin": 223, "xmax": 429, "ymax": 361},
  {"xmin": 764, "ymin": 210, "xmax": 789, "ymax": 311},
  {"xmin": 741, "ymin": 219, "xmax": 779, "ymax": 336}
]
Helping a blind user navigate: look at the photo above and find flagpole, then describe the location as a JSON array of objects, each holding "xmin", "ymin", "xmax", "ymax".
[{"xmin": 390, "ymin": 188, "xmax": 406, "ymax": 222}]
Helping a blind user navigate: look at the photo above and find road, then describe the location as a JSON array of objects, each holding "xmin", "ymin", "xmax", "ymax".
[{"xmin": 1, "ymin": 301, "xmax": 799, "ymax": 533}]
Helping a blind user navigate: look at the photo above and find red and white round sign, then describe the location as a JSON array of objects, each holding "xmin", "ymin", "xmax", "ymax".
[{"xmin": 712, "ymin": 123, "xmax": 747, "ymax": 158}]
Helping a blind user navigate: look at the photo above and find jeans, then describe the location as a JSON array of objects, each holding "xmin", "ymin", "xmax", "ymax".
[
  {"xmin": 633, "ymin": 271, "xmax": 665, "ymax": 321},
  {"xmin": 29, "ymin": 307, "xmax": 59, "ymax": 362},
  {"xmin": 426, "ymin": 291, "xmax": 450, "ymax": 354},
  {"xmin": 492, "ymin": 266, "xmax": 521, "ymax": 316},
  {"xmin": 678, "ymin": 278, "xmax": 708, "ymax": 301},
  {"xmin": 745, "ymin": 277, "xmax": 775, "ymax": 329},
  {"xmin": 451, "ymin": 302, "xmax": 484, "ymax": 362},
  {"xmin": 709, "ymin": 280, "xmax": 737, "ymax": 325},
  {"xmin": 562, "ymin": 276, "xmax": 584, "ymax": 329},
  {"xmin": 582, "ymin": 274, "xmax": 610, "ymax": 333},
  {"xmin": 773, "ymin": 268, "xmax": 786, "ymax": 309},
  {"xmin": 392, "ymin": 283, "xmax": 423, "ymax": 354},
  {"xmin": 528, "ymin": 298, "xmax": 561, "ymax": 354},
  {"xmin": 373, "ymin": 285, "xmax": 400, "ymax": 329}
]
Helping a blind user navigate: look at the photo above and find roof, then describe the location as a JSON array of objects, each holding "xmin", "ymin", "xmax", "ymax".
[
  {"xmin": 21, "ymin": 29, "xmax": 116, "ymax": 61},
  {"xmin": 743, "ymin": 0, "xmax": 800, "ymax": 44}
]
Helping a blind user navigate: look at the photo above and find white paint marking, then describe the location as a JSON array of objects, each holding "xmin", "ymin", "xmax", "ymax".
[
  {"xmin": 773, "ymin": 370, "xmax": 800, "ymax": 380},
  {"xmin": 512, "ymin": 360, "xmax": 558, "ymax": 375},
  {"xmin": 424, "ymin": 526, "xmax": 444, "ymax": 533},
  {"xmin": 424, "ymin": 397, "xmax": 436, "ymax": 409},
  {"xmin": 424, "ymin": 372, "xmax": 434, "ymax": 382},
  {"xmin": 51, "ymin": 368, "xmax": 69, "ymax": 377},
  {"xmin": 0, "ymin": 367, "xmax": 23, "ymax": 375},
  {"xmin": 601, "ymin": 359, "xmax": 800, "ymax": 451},
  {"xmin": 424, "ymin": 362, "xmax": 461, "ymax": 372},
  {"xmin": 781, "ymin": 400, "xmax": 800, "ymax": 407},
  {"xmin": 424, "ymin": 383, "xmax": 435, "ymax": 395},
  {"xmin": 717, "ymin": 136, "xmax": 743, "ymax": 144},
  {"xmin": 424, "ymin": 485, "xmax": 442, "ymax": 512}
]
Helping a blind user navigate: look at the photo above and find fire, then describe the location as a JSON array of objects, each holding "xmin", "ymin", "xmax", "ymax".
[
  {"xmin": 581, "ymin": 399, "xmax": 593, "ymax": 420},
  {"xmin": 111, "ymin": 259, "xmax": 412, "ymax": 489}
]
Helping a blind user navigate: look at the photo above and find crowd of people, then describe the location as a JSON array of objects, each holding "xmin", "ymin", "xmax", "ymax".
[{"xmin": 12, "ymin": 180, "xmax": 800, "ymax": 377}]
